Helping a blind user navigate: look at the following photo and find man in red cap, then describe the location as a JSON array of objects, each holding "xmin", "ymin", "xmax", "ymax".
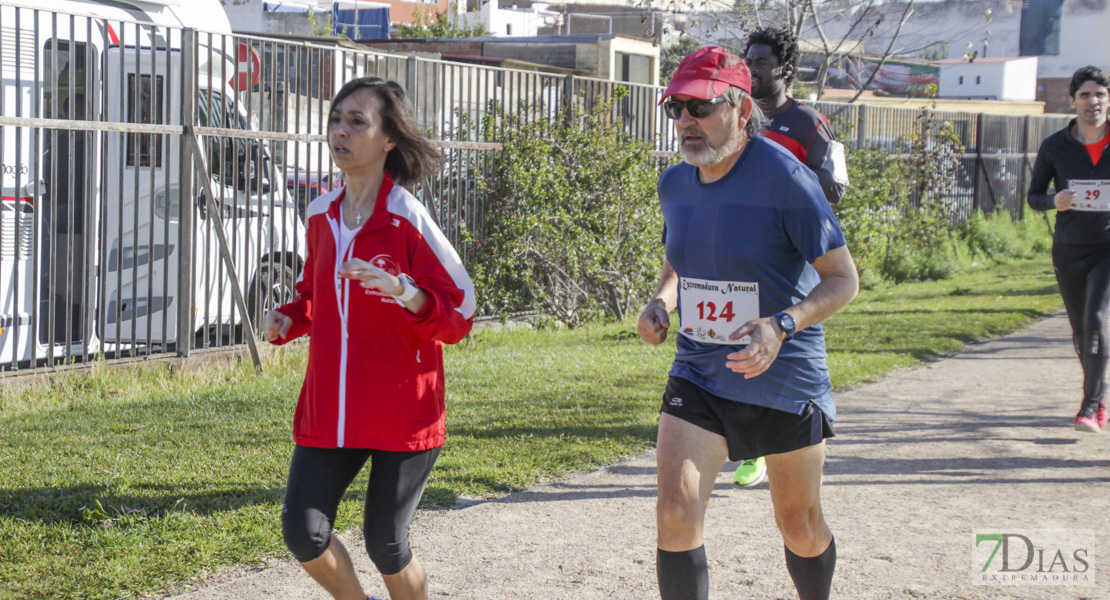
[{"xmin": 637, "ymin": 45, "xmax": 859, "ymax": 600}]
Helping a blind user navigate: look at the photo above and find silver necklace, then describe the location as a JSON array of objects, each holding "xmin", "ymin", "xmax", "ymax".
[{"xmin": 346, "ymin": 197, "xmax": 370, "ymax": 226}]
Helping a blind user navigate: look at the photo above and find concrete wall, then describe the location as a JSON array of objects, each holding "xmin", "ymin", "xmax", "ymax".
[
  {"xmin": 487, "ymin": 42, "xmax": 581, "ymax": 68},
  {"xmin": 1039, "ymin": 77, "xmax": 1073, "ymax": 115},
  {"xmin": 599, "ymin": 36, "xmax": 659, "ymax": 85},
  {"xmin": 939, "ymin": 64, "xmax": 1003, "ymax": 99},
  {"xmin": 220, "ymin": 0, "xmax": 265, "ymax": 32},
  {"xmin": 819, "ymin": 88, "xmax": 1047, "ymax": 115},
  {"xmin": 1002, "ymin": 58, "xmax": 1038, "ymax": 101}
]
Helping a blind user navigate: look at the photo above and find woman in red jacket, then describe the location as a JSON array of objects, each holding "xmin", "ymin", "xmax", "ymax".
[{"xmin": 264, "ymin": 77, "xmax": 475, "ymax": 600}]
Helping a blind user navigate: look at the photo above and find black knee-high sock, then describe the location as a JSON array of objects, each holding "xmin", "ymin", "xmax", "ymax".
[
  {"xmin": 784, "ymin": 538, "xmax": 836, "ymax": 600},
  {"xmin": 657, "ymin": 546, "xmax": 708, "ymax": 600}
]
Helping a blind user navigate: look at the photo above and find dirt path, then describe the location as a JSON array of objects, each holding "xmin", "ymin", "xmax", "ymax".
[{"xmin": 169, "ymin": 314, "xmax": 1110, "ymax": 600}]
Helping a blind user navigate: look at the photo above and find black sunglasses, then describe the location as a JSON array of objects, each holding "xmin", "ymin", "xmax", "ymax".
[{"xmin": 662, "ymin": 97, "xmax": 728, "ymax": 119}]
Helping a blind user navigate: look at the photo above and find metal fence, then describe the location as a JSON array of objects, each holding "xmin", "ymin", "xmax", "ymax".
[
  {"xmin": 812, "ymin": 101, "xmax": 1072, "ymax": 221},
  {"xmin": 0, "ymin": 3, "xmax": 1075, "ymax": 373}
]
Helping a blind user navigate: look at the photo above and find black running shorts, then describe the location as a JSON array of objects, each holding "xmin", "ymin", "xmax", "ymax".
[{"xmin": 660, "ymin": 376, "xmax": 834, "ymax": 461}]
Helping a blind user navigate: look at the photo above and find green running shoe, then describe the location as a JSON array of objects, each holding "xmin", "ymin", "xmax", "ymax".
[{"xmin": 732, "ymin": 456, "xmax": 766, "ymax": 487}]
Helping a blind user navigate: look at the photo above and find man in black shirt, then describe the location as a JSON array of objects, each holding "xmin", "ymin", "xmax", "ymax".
[
  {"xmin": 1028, "ymin": 66, "xmax": 1110, "ymax": 432},
  {"xmin": 745, "ymin": 27, "xmax": 848, "ymax": 206}
]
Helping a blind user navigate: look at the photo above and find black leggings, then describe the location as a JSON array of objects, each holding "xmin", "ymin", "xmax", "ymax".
[
  {"xmin": 1053, "ymin": 241, "xmax": 1110, "ymax": 403},
  {"xmin": 281, "ymin": 444, "xmax": 440, "ymax": 575}
]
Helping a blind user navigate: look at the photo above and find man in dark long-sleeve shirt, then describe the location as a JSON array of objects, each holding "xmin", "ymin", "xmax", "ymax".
[
  {"xmin": 1027, "ymin": 65, "xmax": 1110, "ymax": 433},
  {"xmin": 745, "ymin": 27, "xmax": 848, "ymax": 206}
]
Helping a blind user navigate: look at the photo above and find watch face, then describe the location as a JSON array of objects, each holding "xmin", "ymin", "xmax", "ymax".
[{"xmin": 779, "ymin": 313, "xmax": 796, "ymax": 332}]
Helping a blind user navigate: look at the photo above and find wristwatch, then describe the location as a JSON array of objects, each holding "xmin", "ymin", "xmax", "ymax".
[
  {"xmin": 393, "ymin": 273, "xmax": 419, "ymax": 302},
  {"xmin": 773, "ymin": 311, "xmax": 796, "ymax": 341}
]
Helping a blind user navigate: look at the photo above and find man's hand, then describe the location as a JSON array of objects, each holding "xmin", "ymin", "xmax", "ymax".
[
  {"xmin": 638, "ymin": 299, "xmax": 671, "ymax": 345},
  {"xmin": 1054, "ymin": 189, "xmax": 1076, "ymax": 211},
  {"xmin": 263, "ymin": 310, "xmax": 293, "ymax": 343},
  {"xmin": 724, "ymin": 317, "xmax": 784, "ymax": 379}
]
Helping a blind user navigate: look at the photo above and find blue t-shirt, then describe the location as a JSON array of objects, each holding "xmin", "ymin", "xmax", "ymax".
[{"xmin": 659, "ymin": 137, "xmax": 847, "ymax": 419}]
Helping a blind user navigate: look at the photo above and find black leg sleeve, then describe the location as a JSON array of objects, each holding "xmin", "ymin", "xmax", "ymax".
[
  {"xmin": 657, "ymin": 546, "xmax": 709, "ymax": 600},
  {"xmin": 784, "ymin": 538, "xmax": 836, "ymax": 600}
]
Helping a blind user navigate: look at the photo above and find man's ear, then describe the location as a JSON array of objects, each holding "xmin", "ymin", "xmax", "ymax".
[{"xmin": 737, "ymin": 95, "xmax": 754, "ymax": 132}]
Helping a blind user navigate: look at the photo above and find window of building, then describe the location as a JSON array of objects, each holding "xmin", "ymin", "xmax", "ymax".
[
  {"xmin": 616, "ymin": 52, "xmax": 651, "ymax": 85},
  {"xmin": 959, "ymin": 75, "xmax": 964, "ymax": 85},
  {"xmin": 976, "ymin": 75, "xmax": 981, "ymax": 85},
  {"xmin": 1019, "ymin": 0, "xmax": 1063, "ymax": 56}
]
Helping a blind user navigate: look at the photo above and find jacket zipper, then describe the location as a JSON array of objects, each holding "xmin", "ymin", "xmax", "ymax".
[{"xmin": 328, "ymin": 212, "xmax": 351, "ymax": 448}]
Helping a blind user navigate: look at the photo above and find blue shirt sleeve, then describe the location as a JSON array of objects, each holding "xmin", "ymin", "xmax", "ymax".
[{"xmin": 782, "ymin": 163, "xmax": 847, "ymax": 264}]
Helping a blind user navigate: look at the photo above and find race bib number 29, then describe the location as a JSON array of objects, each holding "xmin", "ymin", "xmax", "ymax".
[
  {"xmin": 679, "ymin": 277, "xmax": 760, "ymax": 345},
  {"xmin": 1070, "ymin": 179, "xmax": 1110, "ymax": 211}
]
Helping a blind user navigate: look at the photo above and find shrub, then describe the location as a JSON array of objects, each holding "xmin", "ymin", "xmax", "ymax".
[
  {"xmin": 470, "ymin": 92, "xmax": 666, "ymax": 326},
  {"xmin": 960, "ymin": 209, "xmax": 1053, "ymax": 262},
  {"xmin": 836, "ymin": 112, "xmax": 976, "ymax": 283}
]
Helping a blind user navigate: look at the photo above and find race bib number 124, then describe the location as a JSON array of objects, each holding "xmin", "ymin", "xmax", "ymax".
[{"xmin": 679, "ymin": 277, "xmax": 760, "ymax": 345}]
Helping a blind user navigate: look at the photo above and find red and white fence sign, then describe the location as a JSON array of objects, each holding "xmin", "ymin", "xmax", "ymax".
[{"xmin": 232, "ymin": 42, "xmax": 261, "ymax": 91}]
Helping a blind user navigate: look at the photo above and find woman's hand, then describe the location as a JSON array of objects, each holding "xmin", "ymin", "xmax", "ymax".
[
  {"xmin": 339, "ymin": 259, "xmax": 403, "ymax": 295},
  {"xmin": 263, "ymin": 310, "xmax": 293, "ymax": 342},
  {"xmin": 1054, "ymin": 189, "xmax": 1076, "ymax": 211}
]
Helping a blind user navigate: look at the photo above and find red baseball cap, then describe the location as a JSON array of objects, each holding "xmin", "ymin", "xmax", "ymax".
[{"xmin": 659, "ymin": 46, "xmax": 752, "ymax": 104}]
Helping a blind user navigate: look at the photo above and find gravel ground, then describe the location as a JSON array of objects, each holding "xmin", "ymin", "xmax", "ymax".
[{"xmin": 166, "ymin": 313, "xmax": 1110, "ymax": 600}]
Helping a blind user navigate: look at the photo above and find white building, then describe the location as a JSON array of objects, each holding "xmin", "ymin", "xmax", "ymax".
[
  {"xmin": 934, "ymin": 56, "xmax": 1038, "ymax": 101},
  {"xmin": 458, "ymin": 0, "xmax": 562, "ymax": 37}
]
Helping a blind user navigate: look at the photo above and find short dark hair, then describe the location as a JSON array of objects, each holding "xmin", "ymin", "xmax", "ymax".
[
  {"xmin": 328, "ymin": 77, "xmax": 441, "ymax": 186},
  {"xmin": 744, "ymin": 27, "xmax": 800, "ymax": 86},
  {"xmin": 1069, "ymin": 66, "xmax": 1110, "ymax": 98}
]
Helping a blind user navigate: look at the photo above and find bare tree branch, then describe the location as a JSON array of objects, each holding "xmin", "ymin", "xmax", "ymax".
[{"xmin": 849, "ymin": 0, "xmax": 916, "ymax": 103}]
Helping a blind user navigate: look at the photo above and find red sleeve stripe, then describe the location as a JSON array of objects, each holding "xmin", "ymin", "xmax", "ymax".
[{"xmin": 762, "ymin": 130, "xmax": 808, "ymax": 162}]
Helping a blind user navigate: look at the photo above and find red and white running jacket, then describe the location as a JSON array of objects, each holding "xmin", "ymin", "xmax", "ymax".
[{"xmin": 272, "ymin": 171, "xmax": 475, "ymax": 451}]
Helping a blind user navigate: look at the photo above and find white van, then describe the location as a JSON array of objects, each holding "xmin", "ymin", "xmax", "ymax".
[{"xmin": 0, "ymin": 0, "xmax": 306, "ymax": 367}]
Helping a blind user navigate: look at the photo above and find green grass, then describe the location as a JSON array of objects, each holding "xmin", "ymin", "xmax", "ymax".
[
  {"xmin": 825, "ymin": 257, "xmax": 1063, "ymax": 389},
  {"xmin": 0, "ymin": 256, "xmax": 1062, "ymax": 599}
]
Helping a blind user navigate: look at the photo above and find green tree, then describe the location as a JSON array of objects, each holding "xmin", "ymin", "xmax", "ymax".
[
  {"xmin": 394, "ymin": 9, "xmax": 490, "ymax": 39},
  {"xmin": 661, "ymin": 36, "xmax": 704, "ymax": 83},
  {"xmin": 471, "ymin": 90, "xmax": 667, "ymax": 325},
  {"xmin": 307, "ymin": 10, "xmax": 347, "ymax": 38},
  {"xmin": 834, "ymin": 110, "xmax": 965, "ymax": 284}
]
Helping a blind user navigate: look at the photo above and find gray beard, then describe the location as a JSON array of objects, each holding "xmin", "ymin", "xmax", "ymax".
[{"xmin": 679, "ymin": 127, "xmax": 744, "ymax": 170}]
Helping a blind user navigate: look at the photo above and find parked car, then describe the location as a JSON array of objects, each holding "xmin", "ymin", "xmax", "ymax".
[{"xmin": 286, "ymin": 167, "xmax": 341, "ymax": 216}]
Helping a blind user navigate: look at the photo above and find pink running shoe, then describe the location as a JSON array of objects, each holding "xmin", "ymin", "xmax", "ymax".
[
  {"xmin": 1098, "ymin": 398, "xmax": 1108, "ymax": 430},
  {"xmin": 1075, "ymin": 412, "xmax": 1101, "ymax": 433}
]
